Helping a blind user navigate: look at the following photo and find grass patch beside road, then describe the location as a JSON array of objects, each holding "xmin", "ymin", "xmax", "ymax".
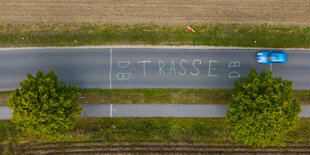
[
  {"xmin": 73, "ymin": 118, "xmax": 232, "ymax": 143},
  {"xmin": 293, "ymin": 90, "xmax": 310, "ymax": 105},
  {"xmin": 0, "ymin": 91, "xmax": 14, "ymax": 106},
  {"xmin": 78, "ymin": 89, "xmax": 231, "ymax": 105},
  {"xmin": 78, "ymin": 89, "xmax": 310, "ymax": 105},
  {"xmin": 0, "ymin": 23, "xmax": 309, "ymax": 48},
  {"xmin": 1, "ymin": 118, "xmax": 310, "ymax": 154},
  {"xmin": 0, "ymin": 118, "xmax": 232, "ymax": 154},
  {"xmin": 1, "ymin": 89, "xmax": 310, "ymax": 106},
  {"xmin": 75, "ymin": 118, "xmax": 310, "ymax": 144}
]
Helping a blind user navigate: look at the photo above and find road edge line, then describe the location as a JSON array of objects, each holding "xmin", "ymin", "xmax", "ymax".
[
  {"xmin": 110, "ymin": 104, "xmax": 112, "ymax": 117},
  {"xmin": 109, "ymin": 49, "xmax": 112, "ymax": 89}
]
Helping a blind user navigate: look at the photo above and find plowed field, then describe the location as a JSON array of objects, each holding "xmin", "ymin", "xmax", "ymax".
[{"xmin": 0, "ymin": 0, "xmax": 309, "ymax": 26}]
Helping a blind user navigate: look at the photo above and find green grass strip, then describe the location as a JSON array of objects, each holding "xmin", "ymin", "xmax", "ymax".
[
  {"xmin": 78, "ymin": 89, "xmax": 231, "ymax": 105},
  {"xmin": 1, "ymin": 118, "xmax": 310, "ymax": 146},
  {"xmin": 78, "ymin": 89, "xmax": 310, "ymax": 105},
  {"xmin": 0, "ymin": 23, "xmax": 309, "ymax": 48},
  {"xmin": 1, "ymin": 89, "xmax": 310, "ymax": 106}
]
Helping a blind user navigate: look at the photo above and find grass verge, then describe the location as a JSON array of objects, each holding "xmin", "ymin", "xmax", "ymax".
[
  {"xmin": 1, "ymin": 89, "xmax": 310, "ymax": 106},
  {"xmin": 72, "ymin": 117, "xmax": 232, "ymax": 143},
  {"xmin": 77, "ymin": 89, "xmax": 231, "ymax": 105},
  {"xmin": 1, "ymin": 118, "xmax": 310, "ymax": 154},
  {"xmin": 0, "ymin": 23, "xmax": 309, "ymax": 48},
  {"xmin": 0, "ymin": 91, "xmax": 14, "ymax": 106}
]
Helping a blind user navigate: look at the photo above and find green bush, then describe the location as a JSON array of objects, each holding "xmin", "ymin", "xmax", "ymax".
[
  {"xmin": 226, "ymin": 68, "xmax": 302, "ymax": 147},
  {"xmin": 8, "ymin": 70, "xmax": 82, "ymax": 138}
]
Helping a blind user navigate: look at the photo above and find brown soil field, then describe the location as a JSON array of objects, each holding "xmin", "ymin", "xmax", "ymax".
[{"xmin": 0, "ymin": 0, "xmax": 309, "ymax": 26}]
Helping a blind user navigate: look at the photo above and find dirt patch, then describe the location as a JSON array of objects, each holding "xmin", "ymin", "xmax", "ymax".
[
  {"xmin": 15, "ymin": 142, "xmax": 310, "ymax": 154},
  {"xmin": 0, "ymin": 92, "xmax": 13, "ymax": 106},
  {"xmin": 0, "ymin": 0, "xmax": 309, "ymax": 26}
]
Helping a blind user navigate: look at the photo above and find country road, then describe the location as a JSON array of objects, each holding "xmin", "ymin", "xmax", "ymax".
[{"xmin": 0, "ymin": 48, "xmax": 309, "ymax": 90}]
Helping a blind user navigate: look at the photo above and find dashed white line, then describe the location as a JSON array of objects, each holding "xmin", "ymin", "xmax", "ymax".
[{"xmin": 110, "ymin": 104, "xmax": 113, "ymax": 117}]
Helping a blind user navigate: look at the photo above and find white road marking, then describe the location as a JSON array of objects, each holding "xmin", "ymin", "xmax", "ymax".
[
  {"xmin": 110, "ymin": 104, "xmax": 113, "ymax": 117},
  {"xmin": 109, "ymin": 49, "xmax": 112, "ymax": 89}
]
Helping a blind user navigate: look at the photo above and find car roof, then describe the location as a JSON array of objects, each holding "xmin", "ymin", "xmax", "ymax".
[{"xmin": 260, "ymin": 50, "xmax": 284, "ymax": 53}]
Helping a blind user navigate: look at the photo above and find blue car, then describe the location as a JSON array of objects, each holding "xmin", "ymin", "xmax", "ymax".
[{"xmin": 257, "ymin": 51, "xmax": 287, "ymax": 64}]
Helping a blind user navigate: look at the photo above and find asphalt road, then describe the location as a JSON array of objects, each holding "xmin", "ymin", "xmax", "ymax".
[
  {"xmin": 81, "ymin": 104, "xmax": 229, "ymax": 117},
  {"xmin": 1, "ymin": 104, "xmax": 310, "ymax": 119},
  {"xmin": 0, "ymin": 48, "xmax": 309, "ymax": 90}
]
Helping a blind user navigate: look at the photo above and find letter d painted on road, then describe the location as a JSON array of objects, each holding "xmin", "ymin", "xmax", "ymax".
[{"xmin": 228, "ymin": 71, "xmax": 240, "ymax": 78}]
